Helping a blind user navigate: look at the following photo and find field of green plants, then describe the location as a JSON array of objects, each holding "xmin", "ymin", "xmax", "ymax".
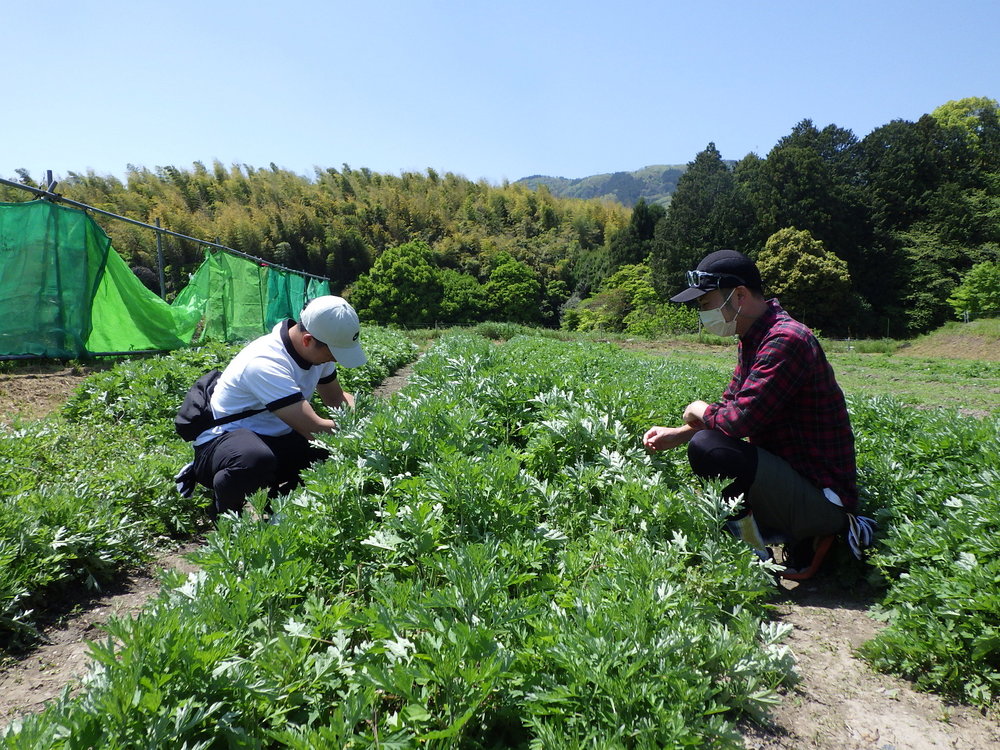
[
  {"xmin": 2, "ymin": 329, "xmax": 999, "ymax": 747},
  {"xmin": 0, "ymin": 329, "xmax": 417, "ymax": 651}
]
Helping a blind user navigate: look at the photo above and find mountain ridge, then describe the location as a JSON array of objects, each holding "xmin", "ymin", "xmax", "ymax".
[{"xmin": 515, "ymin": 164, "xmax": 689, "ymax": 208}]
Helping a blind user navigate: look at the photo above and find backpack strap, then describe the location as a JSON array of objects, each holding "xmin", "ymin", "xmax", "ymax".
[{"xmin": 209, "ymin": 406, "xmax": 268, "ymax": 427}]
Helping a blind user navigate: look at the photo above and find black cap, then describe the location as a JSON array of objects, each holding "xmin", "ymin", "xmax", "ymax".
[{"xmin": 670, "ymin": 249, "xmax": 763, "ymax": 303}]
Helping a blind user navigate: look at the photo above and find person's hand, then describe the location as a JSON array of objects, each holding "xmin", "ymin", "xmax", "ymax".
[
  {"xmin": 642, "ymin": 425, "xmax": 693, "ymax": 452},
  {"xmin": 682, "ymin": 400, "xmax": 709, "ymax": 429}
]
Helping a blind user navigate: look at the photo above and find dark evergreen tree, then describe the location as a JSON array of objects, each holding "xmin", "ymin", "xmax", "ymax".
[
  {"xmin": 607, "ymin": 198, "xmax": 665, "ymax": 271},
  {"xmin": 650, "ymin": 144, "xmax": 758, "ymax": 297}
]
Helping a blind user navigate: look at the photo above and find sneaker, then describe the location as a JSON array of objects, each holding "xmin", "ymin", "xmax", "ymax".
[
  {"xmin": 174, "ymin": 462, "xmax": 197, "ymax": 498},
  {"xmin": 780, "ymin": 535, "xmax": 835, "ymax": 581}
]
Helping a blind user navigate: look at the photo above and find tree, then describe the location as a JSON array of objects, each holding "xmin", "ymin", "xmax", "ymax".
[
  {"xmin": 483, "ymin": 253, "xmax": 542, "ymax": 324},
  {"xmin": 349, "ymin": 241, "xmax": 444, "ymax": 327},
  {"xmin": 931, "ymin": 97, "xmax": 1000, "ymax": 151},
  {"xmin": 858, "ymin": 115, "xmax": 975, "ymax": 235},
  {"xmin": 607, "ymin": 198, "xmax": 665, "ymax": 270},
  {"xmin": 563, "ymin": 263, "xmax": 697, "ymax": 335},
  {"xmin": 439, "ymin": 269, "xmax": 486, "ymax": 325},
  {"xmin": 757, "ymin": 228, "xmax": 855, "ymax": 334},
  {"xmin": 947, "ymin": 261, "xmax": 1000, "ymax": 320},
  {"xmin": 326, "ymin": 230, "xmax": 372, "ymax": 293},
  {"xmin": 650, "ymin": 144, "xmax": 758, "ymax": 297}
]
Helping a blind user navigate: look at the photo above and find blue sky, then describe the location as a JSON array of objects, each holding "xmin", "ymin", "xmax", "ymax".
[{"xmin": 5, "ymin": 1, "xmax": 998, "ymax": 186}]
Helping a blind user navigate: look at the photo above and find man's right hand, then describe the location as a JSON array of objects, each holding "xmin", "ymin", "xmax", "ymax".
[{"xmin": 642, "ymin": 424, "xmax": 698, "ymax": 452}]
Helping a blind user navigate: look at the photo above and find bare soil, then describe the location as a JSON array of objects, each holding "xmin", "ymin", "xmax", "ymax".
[
  {"xmin": 742, "ymin": 581, "xmax": 1000, "ymax": 749},
  {"xmin": 0, "ymin": 545, "xmax": 202, "ymax": 725},
  {"xmin": 2, "ymin": 354, "xmax": 999, "ymax": 747},
  {"xmin": 0, "ymin": 365, "xmax": 99, "ymax": 424}
]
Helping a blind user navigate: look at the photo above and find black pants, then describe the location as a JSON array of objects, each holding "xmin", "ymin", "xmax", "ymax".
[
  {"xmin": 687, "ymin": 429, "xmax": 758, "ymax": 500},
  {"xmin": 688, "ymin": 429, "xmax": 846, "ymax": 542},
  {"xmin": 192, "ymin": 428, "xmax": 328, "ymax": 516}
]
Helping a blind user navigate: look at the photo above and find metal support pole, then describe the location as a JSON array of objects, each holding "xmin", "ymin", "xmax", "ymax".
[{"xmin": 156, "ymin": 218, "xmax": 166, "ymax": 299}]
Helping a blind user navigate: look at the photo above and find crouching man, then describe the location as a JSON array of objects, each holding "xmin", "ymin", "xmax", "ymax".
[
  {"xmin": 191, "ymin": 295, "xmax": 367, "ymax": 518},
  {"xmin": 642, "ymin": 250, "xmax": 871, "ymax": 577}
]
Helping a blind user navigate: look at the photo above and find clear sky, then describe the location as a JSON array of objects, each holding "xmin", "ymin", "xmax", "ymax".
[{"xmin": 4, "ymin": 1, "xmax": 998, "ymax": 186}]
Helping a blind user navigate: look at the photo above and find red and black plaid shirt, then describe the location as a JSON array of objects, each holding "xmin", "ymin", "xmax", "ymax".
[{"xmin": 702, "ymin": 299, "xmax": 859, "ymax": 511}]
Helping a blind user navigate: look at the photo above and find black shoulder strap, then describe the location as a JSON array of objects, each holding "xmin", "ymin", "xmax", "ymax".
[{"xmin": 210, "ymin": 406, "xmax": 268, "ymax": 427}]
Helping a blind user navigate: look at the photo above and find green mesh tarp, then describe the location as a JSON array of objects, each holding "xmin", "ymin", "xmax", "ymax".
[
  {"xmin": 0, "ymin": 200, "xmax": 331, "ymax": 357},
  {"xmin": 0, "ymin": 200, "xmax": 195, "ymax": 356},
  {"xmin": 173, "ymin": 251, "xmax": 331, "ymax": 344}
]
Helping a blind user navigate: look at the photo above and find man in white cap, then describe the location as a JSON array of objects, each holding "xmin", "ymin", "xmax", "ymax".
[{"xmin": 190, "ymin": 295, "xmax": 367, "ymax": 518}]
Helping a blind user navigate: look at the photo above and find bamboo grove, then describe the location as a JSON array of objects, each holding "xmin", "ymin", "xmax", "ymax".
[{"xmin": 3, "ymin": 96, "xmax": 998, "ymax": 338}]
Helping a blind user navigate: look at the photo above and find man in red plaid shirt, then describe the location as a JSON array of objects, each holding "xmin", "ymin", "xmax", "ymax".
[{"xmin": 643, "ymin": 249, "xmax": 861, "ymax": 577}]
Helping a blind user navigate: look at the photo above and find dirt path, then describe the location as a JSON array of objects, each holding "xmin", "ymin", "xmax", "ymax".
[
  {"xmin": 0, "ymin": 545, "xmax": 202, "ymax": 725},
  {"xmin": 742, "ymin": 583, "xmax": 1000, "ymax": 749}
]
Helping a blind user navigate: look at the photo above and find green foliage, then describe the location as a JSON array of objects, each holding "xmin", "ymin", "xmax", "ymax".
[
  {"xmin": 757, "ymin": 228, "xmax": 856, "ymax": 333},
  {"xmin": 350, "ymin": 241, "xmax": 445, "ymax": 327},
  {"xmin": 561, "ymin": 262, "xmax": 698, "ymax": 336},
  {"xmin": 439, "ymin": 268, "xmax": 487, "ymax": 325},
  {"xmin": 4, "ymin": 334, "xmax": 795, "ymax": 747},
  {"xmin": 623, "ymin": 303, "xmax": 699, "ymax": 337},
  {"xmin": 607, "ymin": 198, "xmax": 665, "ymax": 270},
  {"xmin": 13, "ymin": 162, "xmax": 629, "ymax": 321},
  {"xmin": 850, "ymin": 397, "xmax": 1000, "ymax": 707},
  {"xmin": 931, "ymin": 97, "xmax": 1000, "ymax": 150},
  {"xmin": 0, "ymin": 328, "xmax": 417, "ymax": 651},
  {"xmin": 482, "ymin": 253, "xmax": 542, "ymax": 325},
  {"xmin": 4, "ymin": 329, "xmax": 1000, "ymax": 742},
  {"xmin": 947, "ymin": 260, "xmax": 1000, "ymax": 319}
]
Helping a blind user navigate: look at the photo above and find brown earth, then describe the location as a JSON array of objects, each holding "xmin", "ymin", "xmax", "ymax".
[
  {"xmin": 742, "ymin": 581, "xmax": 1000, "ymax": 749},
  {"xmin": 0, "ymin": 365, "xmax": 99, "ymax": 424},
  {"xmin": 2, "ymin": 356, "xmax": 999, "ymax": 747},
  {"xmin": 897, "ymin": 333, "xmax": 1000, "ymax": 362}
]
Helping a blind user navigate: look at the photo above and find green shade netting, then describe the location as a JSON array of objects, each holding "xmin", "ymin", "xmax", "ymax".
[
  {"xmin": 0, "ymin": 200, "xmax": 195, "ymax": 357},
  {"xmin": 172, "ymin": 250, "xmax": 331, "ymax": 344},
  {"xmin": 173, "ymin": 250, "xmax": 268, "ymax": 343},
  {"xmin": 0, "ymin": 200, "xmax": 331, "ymax": 356}
]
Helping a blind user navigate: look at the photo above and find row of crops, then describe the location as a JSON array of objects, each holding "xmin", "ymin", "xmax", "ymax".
[
  {"xmin": 2, "ymin": 330, "xmax": 999, "ymax": 746},
  {"xmin": 0, "ymin": 329, "xmax": 418, "ymax": 651}
]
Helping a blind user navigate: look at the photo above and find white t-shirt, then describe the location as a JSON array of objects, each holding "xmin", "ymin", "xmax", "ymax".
[{"xmin": 193, "ymin": 320, "xmax": 338, "ymax": 446}]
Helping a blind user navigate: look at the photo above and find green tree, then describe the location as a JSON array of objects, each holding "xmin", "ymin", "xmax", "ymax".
[
  {"xmin": 607, "ymin": 198, "xmax": 665, "ymax": 270},
  {"xmin": 947, "ymin": 261, "xmax": 1000, "ymax": 320},
  {"xmin": 326, "ymin": 230, "xmax": 372, "ymax": 293},
  {"xmin": 757, "ymin": 228, "xmax": 855, "ymax": 335},
  {"xmin": 483, "ymin": 253, "xmax": 542, "ymax": 324},
  {"xmin": 651, "ymin": 143, "xmax": 758, "ymax": 297},
  {"xmin": 349, "ymin": 241, "xmax": 444, "ymax": 327},
  {"xmin": 931, "ymin": 97, "xmax": 1000, "ymax": 151},
  {"xmin": 439, "ymin": 269, "xmax": 486, "ymax": 325}
]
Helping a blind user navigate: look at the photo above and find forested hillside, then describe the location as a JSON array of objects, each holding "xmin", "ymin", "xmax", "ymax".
[
  {"xmin": 3, "ymin": 96, "xmax": 998, "ymax": 338},
  {"xmin": 515, "ymin": 164, "xmax": 689, "ymax": 208}
]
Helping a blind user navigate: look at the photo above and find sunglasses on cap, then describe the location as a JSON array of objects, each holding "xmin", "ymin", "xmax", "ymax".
[{"xmin": 685, "ymin": 270, "xmax": 747, "ymax": 289}]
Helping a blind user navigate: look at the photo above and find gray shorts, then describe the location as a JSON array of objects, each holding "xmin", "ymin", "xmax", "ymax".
[{"xmin": 745, "ymin": 447, "xmax": 847, "ymax": 542}]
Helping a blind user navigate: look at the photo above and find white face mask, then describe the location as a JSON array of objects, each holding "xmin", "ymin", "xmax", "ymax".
[{"xmin": 699, "ymin": 290, "xmax": 740, "ymax": 336}]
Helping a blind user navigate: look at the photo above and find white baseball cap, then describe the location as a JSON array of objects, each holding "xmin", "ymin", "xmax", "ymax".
[{"xmin": 299, "ymin": 296, "xmax": 367, "ymax": 368}]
